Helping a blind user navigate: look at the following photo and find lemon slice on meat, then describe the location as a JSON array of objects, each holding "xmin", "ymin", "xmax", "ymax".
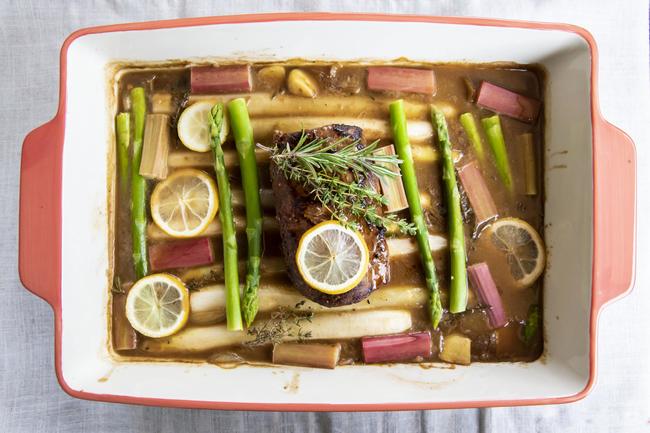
[
  {"xmin": 485, "ymin": 217, "xmax": 545, "ymax": 288},
  {"xmin": 296, "ymin": 220, "xmax": 370, "ymax": 295},
  {"xmin": 150, "ymin": 168, "xmax": 218, "ymax": 238},
  {"xmin": 177, "ymin": 101, "xmax": 229, "ymax": 152},
  {"xmin": 125, "ymin": 274, "xmax": 190, "ymax": 338}
]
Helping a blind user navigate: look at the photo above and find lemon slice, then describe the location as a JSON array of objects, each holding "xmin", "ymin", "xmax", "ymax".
[
  {"xmin": 485, "ymin": 217, "xmax": 545, "ymax": 288},
  {"xmin": 295, "ymin": 220, "xmax": 370, "ymax": 295},
  {"xmin": 125, "ymin": 274, "xmax": 190, "ymax": 338},
  {"xmin": 177, "ymin": 101, "xmax": 229, "ymax": 152},
  {"xmin": 151, "ymin": 168, "xmax": 218, "ymax": 238}
]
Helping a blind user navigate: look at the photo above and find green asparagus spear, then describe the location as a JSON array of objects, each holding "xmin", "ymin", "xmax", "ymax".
[
  {"xmin": 523, "ymin": 304, "xmax": 540, "ymax": 345},
  {"xmin": 459, "ymin": 112, "xmax": 485, "ymax": 163},
  {"xmin": 432, "ymin": 107, "xmax": 468, "ymax": 314},
  {"xmin": 130, "ymin": 88, "xmax": 148, "ymax": 279},
  {"xmin": 116, "ymin": 113, "xmax": 130, "ymax": 194},
  {"xmin": 209, "ymin": 103, "xmax": 243, "ymax": 331},
  {"xmin": 481, "ymin": 115, "xmax": 513, "ymax": 192},
  {"xmin": 389, "ymin": 99, "xmax": 443, "ymax": 328},
  {"xmin": 227, "ymin": 98, "xmax": 263, "ymax": 327}
]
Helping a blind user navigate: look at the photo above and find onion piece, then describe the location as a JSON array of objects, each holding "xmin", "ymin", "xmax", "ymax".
[
  {"xmin": 148, "ymin": 237, "xmax": 214, "ymax": 272},
  {"xmin": 361, "ymin": 331, "xmax": 431, "ymax": 363},
  {"xmin": 467, "ymin": 262, "xmax": 507, "ymax": 329},
  {"xmin": 476, "ymin": 81, "xmax": 541, "ymax": 123}
]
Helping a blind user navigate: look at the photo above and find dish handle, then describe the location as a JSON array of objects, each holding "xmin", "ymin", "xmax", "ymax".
[
  {"xmin": 18, "ymin": 116, "xmax": 64, "ymax": 307},
  {"xmin": 592, "ymin": 116, "xmax": 636, "ymax": 310}
]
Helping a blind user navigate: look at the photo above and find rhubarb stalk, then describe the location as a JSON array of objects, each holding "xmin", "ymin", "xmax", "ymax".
[
  {"xmin": 361, "ymin": 331, "xmax": 432, "ymax": 363},
  {"xmin": 368, "ymin": 67, "xmax": 436, "ymax": 95},
  {"xmin": 467, "ymin": 262, "xmax": 507, "ymax": 329},
  {"xmin": 148, "ymin": 237, "xmax": 214, "ymax": 272},
  {"xmin": 457, "ymin": 161, "xmax": 498, "ymax": 226},
  {"xmin": 191, "ymin": 65, "xmax": 252, "ymax": 94},
  {"xmin": 521, "ymin": 133, "xmax": 538, "ymax": 195},
  {"xmin": 273, "ymin": 343, "xmax": 341, "ymax": 369},
  {"xmin": 476, "ymin": 81, "xmax": 541, "ymax": 123}
]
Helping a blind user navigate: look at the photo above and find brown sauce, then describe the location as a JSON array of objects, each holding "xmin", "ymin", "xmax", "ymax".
[{"xmin": 112, "ymin": 62, "xmax": 544, "ymax": 365}]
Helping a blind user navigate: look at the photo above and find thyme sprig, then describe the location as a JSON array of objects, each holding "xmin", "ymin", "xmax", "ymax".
[{"xmin": 260, "ymin": 132, "xmax": 416, "ymax": 235}]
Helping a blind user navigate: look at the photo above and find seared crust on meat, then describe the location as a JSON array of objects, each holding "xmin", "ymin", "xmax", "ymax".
[{"xmin": 269, "ymin": 124, "xmax": 390, "ymax": 307}]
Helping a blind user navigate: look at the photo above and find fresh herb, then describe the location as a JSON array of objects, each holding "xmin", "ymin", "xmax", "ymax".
[{"xmin": 260, "ymin": 132, "xmax": 416, "ymax": 234}]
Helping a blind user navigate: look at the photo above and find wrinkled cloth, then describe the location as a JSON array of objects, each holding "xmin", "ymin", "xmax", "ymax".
[{"xmin": 1, "ymin": 1, "xmax": 648, "ymax": 432}]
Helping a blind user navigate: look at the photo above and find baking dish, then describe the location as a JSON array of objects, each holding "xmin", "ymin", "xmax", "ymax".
[{"xmin": 18, "ymin": 13, "xmax": 636, "ymax": 410}]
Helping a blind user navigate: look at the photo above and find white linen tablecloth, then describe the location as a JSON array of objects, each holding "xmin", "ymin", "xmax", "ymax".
[{"xmin": 1, "ymin": 1, "xmax": 648, "ymax": 432}]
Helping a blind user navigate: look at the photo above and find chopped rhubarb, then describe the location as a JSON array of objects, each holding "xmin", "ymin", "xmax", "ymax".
[
  {"xmin": 139, "ymin": 114, "xmax": 171, "ymax": 180},
  {"xmin": 458, "ymin": 161, "xmax": 498, "ymax": 226},
  {"xmin": 521, "ymin": 133, "xmax": 538, "ymax": 195},
  {"xmin": 476, "ymin": 81, "xmax": 541, "ymax": 123},
  {"xmin": 373, "ymin": 145, "xmax": 409, "ymax": 213},
  {"xmin": 361, "ymin": 331, "xmax": 431, "ymax": 363},
  {"xmin": 367, "ymin": 67, "xmax": 436, "ymax": 95},
  {"xmin": 149, "ymin": 237, "xmax": 214, "ymax": 272},
  {"xmin": 272, "ymin": 342, "xmax": 341, "ymax": 369},
  {"xmin": 467, "ymin": 263, "xmax": 507, "ymax": 329},
  {"xmin": 190, "ymin": 65, "xmax": 252, "ymax": 94}
]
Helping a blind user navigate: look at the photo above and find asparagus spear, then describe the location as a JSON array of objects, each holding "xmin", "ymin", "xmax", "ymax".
[
  {"xmin": 227, "ymin": 98, "xmax": 263, "ymax": 327},
  {"xmin": 481, "ymin": 115, "xmax": 513, "ymax": 192},
  {"xmin": 389, "ymin": 99, "xmax": 443, "ymax": 328},
  {"xmin": 115, "ymin": 113, "xmax": 130, "ymax": 194},
  {"xmin": 130, "ymin": 88, "xmax": 149, "ymax": 279},
  {"xmin": 523, "ymin": 304, "xmax": 540, "ymax": 345},
  {"xmin": 432, "ymin": 107, "xmax": 468, "ymax": 313},
  {"xmin": 209, "ymin": 103, "xmax": 243, "ymax": 331},
  {"xmin": 459, "ymin": 112, "xmax": 485, "ymax": 163}
]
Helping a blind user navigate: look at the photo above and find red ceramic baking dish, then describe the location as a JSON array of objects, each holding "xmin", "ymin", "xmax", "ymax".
[{"xmin": 18, "ymin": 13, "xmax": 636, "ymax": 410}]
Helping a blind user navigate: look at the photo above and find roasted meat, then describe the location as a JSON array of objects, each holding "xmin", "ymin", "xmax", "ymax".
[{"xmin": 269, "ymin": 124, "xmax": 390, "ymax": 307}]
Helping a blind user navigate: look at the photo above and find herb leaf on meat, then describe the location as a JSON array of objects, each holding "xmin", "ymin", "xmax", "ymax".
[{"xmin": 260, "ymin": 132, "xmax": 416, "ymax": 235}]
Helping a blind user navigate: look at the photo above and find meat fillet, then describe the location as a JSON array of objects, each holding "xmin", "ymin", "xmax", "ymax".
[{"xmin": 269, "ymin": 124, "xmax": 390, "ymax": 307}]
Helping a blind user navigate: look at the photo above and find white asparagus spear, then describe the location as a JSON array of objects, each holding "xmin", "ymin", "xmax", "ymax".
[
  {"xmin": 146, "ymin": 215, "xmax": 279, "ymax": 241},
  {"xmin": 231, "ymin": 188, "xmax": 275, "ymax": 209},
  {"xmin": 189, "ymin": 283, "xmax": 428, "ymax": 325},
  {"xmin": 142, "ymin": 309, "xmax": 412, "ymax": 353},
  {"xmin": 157, "ymin": 92, "xmax": 458, "ymax": 122},
  {"xmin": 168, "ymin": 142, "xmax": 439, "ymax": 170},
  {"xmin": 256, "ymin": 117, "xmax": 433, "ymax": 143},
  {"xmin": 187, "ymin": 93, "xmax": 431, "ymax": 120},
  {"xmin": 181, "ymin": 257, "xmax": 286, "ymax": 286},
  {"xmin": 149, "ymin": 214, "xmax": 447, "ymax": 256},
  {"xmin": 387, "ymin": 234, "xmax": 448, "ymax": 257}
]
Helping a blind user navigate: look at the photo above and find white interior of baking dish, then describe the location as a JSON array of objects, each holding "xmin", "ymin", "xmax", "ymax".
[{"xmin": 59, "ymin": 20, "xmax": 593, "ymax": 405}]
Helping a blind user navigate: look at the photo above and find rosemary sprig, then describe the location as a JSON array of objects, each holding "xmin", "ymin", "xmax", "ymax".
[
  {"xmin": 269, "ymin": 134, "xmax": 399, "ymax": 179},
  {"xmin": 261, "ymin": 132, "xmax": 416, "ymax": 235}
]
